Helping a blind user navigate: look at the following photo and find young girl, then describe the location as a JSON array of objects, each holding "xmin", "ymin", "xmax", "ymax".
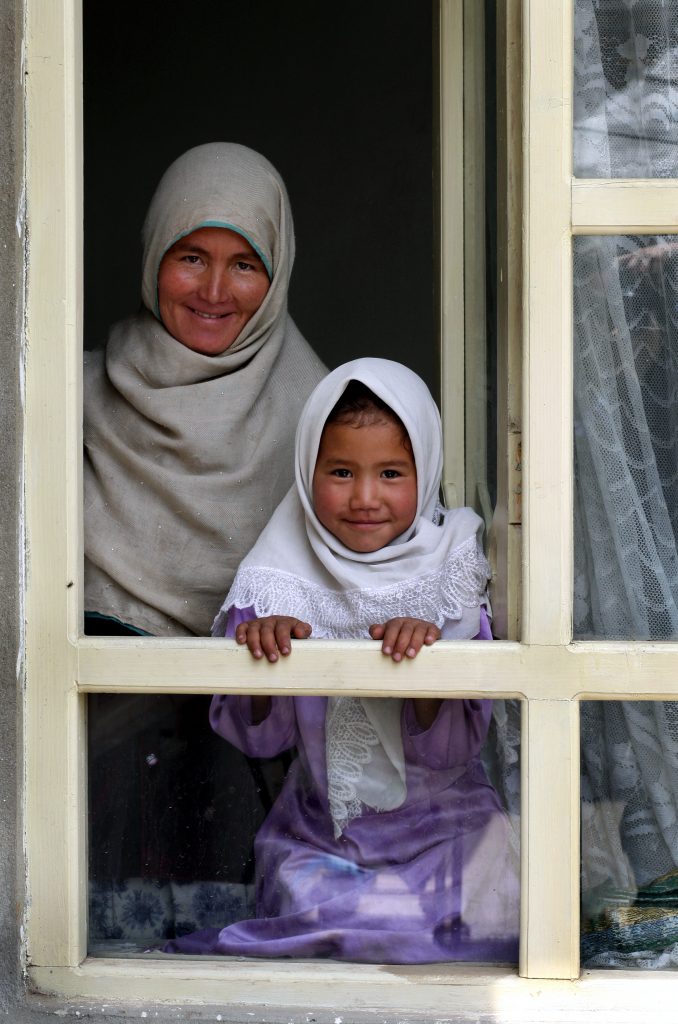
[{"xmin": 165, "ymin": 358, "xmax": 519, "ymax": 963}]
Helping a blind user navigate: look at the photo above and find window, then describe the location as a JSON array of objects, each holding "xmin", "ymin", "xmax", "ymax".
[
  {"xmin": 80, "ymin": 0, "xmax": 521, "ymax": 961},
  {"xmin": 29, "ymin": 0, "xmax": 678, "ymax": 1018}
]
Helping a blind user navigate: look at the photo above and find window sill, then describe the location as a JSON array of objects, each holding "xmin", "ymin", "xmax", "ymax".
[{"xmin": 27, "ymin": 961, "xmax": 678, "ymax": 1022}]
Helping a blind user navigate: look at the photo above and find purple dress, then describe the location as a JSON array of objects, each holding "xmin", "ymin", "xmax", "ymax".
[{"xmin": 165, "ymin": 609, "xmax": 519, "ymax": 963}]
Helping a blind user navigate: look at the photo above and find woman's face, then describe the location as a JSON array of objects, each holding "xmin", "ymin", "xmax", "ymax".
[{"xmin": 157, "ymin": 226, "xmax": 270, "ymax": 356}]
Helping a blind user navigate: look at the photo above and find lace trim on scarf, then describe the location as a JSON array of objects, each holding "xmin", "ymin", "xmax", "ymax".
[
  {"xmin": 226, "ymin": 535, "xmax": 490, "ymax": 639},
  {"xmin": 325, "ymin": 697, "xmax": 382, "ymax": 838}
]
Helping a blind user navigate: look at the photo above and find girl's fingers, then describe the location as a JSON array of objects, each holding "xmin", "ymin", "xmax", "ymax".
[
  {"xmin": 375, "ymin": 619, "xmax": 441, "ymax": 661},
  {"xmin": 237, "ymin": 617, "xmax": 312, "ymax": 662},
  {"xmin": 272, "ymin": 620, "xmax": 294, "ymax": 658},
  {"xmin": 378, "ymin": 620, "xmax": 402, "ymax": 657},
  {"xmin": 403, "ymin": 622, "xmax": 437, "ymax": 658},
  {"xmin": 392, "ymin": 621, "xmax": 421, "ymax": 661},
  {"xmin": 258, "ymin": 620, "xmax": 283, "ymax": 661},
  {"xmin": 245, "ymin": 622, "xmax": 265, "ymax": 660},
  {"xmin": 423, "ymin": 624, "xmax": 441, "ymax": 646}
]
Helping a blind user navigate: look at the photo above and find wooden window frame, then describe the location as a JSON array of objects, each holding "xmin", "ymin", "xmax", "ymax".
[{"xmin": 24, "ymin": 0, "xmax": 678, "ymax": 1018}]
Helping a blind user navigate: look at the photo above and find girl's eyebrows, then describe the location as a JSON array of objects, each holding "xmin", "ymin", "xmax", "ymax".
[{"xmin": 320, "ymin": 455, "xmax": 412, "ymax": 466}]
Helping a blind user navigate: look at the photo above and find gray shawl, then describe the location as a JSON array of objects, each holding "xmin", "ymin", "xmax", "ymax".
[{"xmin": 84, "ymin": 143, "xmax": 326, "ymax": 636}]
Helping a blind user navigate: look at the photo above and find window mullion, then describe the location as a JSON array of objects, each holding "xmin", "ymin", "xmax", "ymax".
[
  {"xmin": 439, "ymin": 0, "xmax": 466, "ymax": 509},
  {"xmin": 572, "ymin": 179, "xmax": 678, "ymax": 232},
  {"xmin": 522, "ymin": 0, "xmax": 573, "ymax": 648},
  {"xmin": 520, "ymin": 697, "xmax": 580, "ymax": 979},
  {"xmin": 521, "ymin": 0, "xmax": 577, "ymax": 982}
]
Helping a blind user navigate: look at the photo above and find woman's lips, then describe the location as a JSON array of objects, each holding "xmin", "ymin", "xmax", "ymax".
[{"xmin": 189, "ymin": 307, "xmax": 234, "ymax": 320}]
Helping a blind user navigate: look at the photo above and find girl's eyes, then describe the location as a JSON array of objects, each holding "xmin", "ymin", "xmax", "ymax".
[{"xmin": 328, "ymin": 468, "xmax": 403, "ymax": 479}]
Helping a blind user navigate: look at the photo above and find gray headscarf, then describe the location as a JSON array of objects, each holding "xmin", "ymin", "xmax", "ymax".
[{"xmin": 84, "ymin": 143, "xmax": 326, "ymax": 636}]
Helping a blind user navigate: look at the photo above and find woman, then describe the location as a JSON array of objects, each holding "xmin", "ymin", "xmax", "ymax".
[
  {"xmin": 84, "ymin": 142, "xmax": 326, "ymax": 637},
  {"xmin": 84, "ymin": 143, "xmax": 325, "ymax": 900}
]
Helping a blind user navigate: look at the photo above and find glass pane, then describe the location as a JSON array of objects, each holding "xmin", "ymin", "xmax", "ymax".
[
  {"xmin": 573, "ymin": 235, "xmax": 678, "ymax": 640},
  {"xmin": 83, "ymin": 0, "xmax": 439, "ymax": 639},
  {"xmin": 574, "ymin": 0, "xmax": 678, "ymax": 177},
  {"xmin": 581, "ymin": 700, "xmax": 678, "ymax": 969},
  {"xmin": 88, "ymin": 694, "xmax": 521, "ymax": 963},
  {"xmin": 84, "ymin": 0, "xmax": 436, "ymax": 390}
]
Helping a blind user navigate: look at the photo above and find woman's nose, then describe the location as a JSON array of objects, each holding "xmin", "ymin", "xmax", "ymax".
[{"xmin": 199, "ymin": 266, "xmax": 230, "ymax": 304}]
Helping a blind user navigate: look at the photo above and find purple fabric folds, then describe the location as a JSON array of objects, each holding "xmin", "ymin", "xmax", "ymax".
[{"xmin": 164, "ymin": 607, "xmax": 519, "ymax": 964}]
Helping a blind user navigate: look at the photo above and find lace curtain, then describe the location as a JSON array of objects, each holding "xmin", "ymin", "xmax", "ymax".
[{"xmin": 573, "ymin": 0, "xmax": 678, "ymax": 966}]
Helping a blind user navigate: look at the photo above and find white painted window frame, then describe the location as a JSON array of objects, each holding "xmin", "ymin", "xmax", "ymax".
[
  {"xmin": 440, "ymin": 0, "xmax": 491, "ymax": 525},
  {"xmin": 24, "ymin": 0, "xmax": 678, "ymax": 1018}
]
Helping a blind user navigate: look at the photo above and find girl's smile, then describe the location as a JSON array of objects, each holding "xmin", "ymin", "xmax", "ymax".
[{"xmin": 312, "ymin": 420, "xmax": 418, "ymax": 553}]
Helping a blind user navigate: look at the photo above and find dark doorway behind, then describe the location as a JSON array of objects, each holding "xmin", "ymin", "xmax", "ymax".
[{"xmin": 84, "ymin": 0, "xmax": 436, "ymax": 389}]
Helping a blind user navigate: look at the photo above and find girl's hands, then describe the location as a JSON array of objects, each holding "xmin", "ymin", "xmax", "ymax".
[
  {"xmin": 235, "ymin": 616, "xmax": 312, "ymax": 662},
  {"xmin": 236, "ymin": 615, "xmax": 439, "ymax": 663},
  {"xmin": 369, "ymin": 618, "xmax": 441, "ymax": 662}
]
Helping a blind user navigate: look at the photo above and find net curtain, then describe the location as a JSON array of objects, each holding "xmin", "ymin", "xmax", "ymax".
[{"xmin": 573, "ymin": 0, "xmax": 678, "ymax": 921}]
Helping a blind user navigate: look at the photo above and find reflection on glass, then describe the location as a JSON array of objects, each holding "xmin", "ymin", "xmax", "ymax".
[
  {"xmin": 88, "ymin": 694, "xmax": 272, "ymax": 952},
  {"xmin": 574, "ymin": 0, "xmax": 678, "ymax": 178},
  {"xmin": 573, "ymin": 235, "xmax": 678, "ymax": 640},
  {"xmin": 88, "ymin": 695, "xmax": 521, "ymax": 963},
  {"xmin": 582, "ymin": 700, "xmax": 678, "ymax": 969}
]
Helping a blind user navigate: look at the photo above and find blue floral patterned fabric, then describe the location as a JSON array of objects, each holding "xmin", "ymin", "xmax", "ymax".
[{"xmin": 89, "ymin": 878, "xmax": 255, "ymax": 947}]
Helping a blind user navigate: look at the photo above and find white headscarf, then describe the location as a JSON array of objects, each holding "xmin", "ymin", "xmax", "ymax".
[
  {"xmin": 84, "ymin": 143, "xmax": 326, "ymax": 636},
  {"xmin": 219, "ymin": 358, "xmax": 490, "ymax": 834}
]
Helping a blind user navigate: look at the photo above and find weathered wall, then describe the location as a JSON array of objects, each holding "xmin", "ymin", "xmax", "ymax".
[{"xmin": 0, "ymin": 0, "xmax": 26, "ymax": 1015}]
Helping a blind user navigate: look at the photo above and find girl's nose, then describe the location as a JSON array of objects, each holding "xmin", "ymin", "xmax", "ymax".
[{"xmin": 350, "ymin": 478, "xmax": 380, "ymax": 508}]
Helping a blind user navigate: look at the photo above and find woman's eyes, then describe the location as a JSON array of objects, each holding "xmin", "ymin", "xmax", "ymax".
[{"xmin": 178, "ymin": 256, "xmax": 259, "ymax": 271}]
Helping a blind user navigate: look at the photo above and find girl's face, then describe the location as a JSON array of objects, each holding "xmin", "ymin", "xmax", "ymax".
[
  {"xmin": 157, "ymin": 226, "xmax": 270, "ymax": 356},
  {"xmin": 312, "ymin": 418, "xmax": 418, "ymax": 553}
]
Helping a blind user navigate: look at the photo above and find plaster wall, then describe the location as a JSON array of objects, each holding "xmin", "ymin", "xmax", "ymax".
[{"xmin": 0, "ymin": 0, "xmax": 27, "ymax": 1015}]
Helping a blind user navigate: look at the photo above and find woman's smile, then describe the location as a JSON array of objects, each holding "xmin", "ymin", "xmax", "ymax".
[{"xmin": 157, "ymin": 226, "xmax": 271, "ymax": 356}]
